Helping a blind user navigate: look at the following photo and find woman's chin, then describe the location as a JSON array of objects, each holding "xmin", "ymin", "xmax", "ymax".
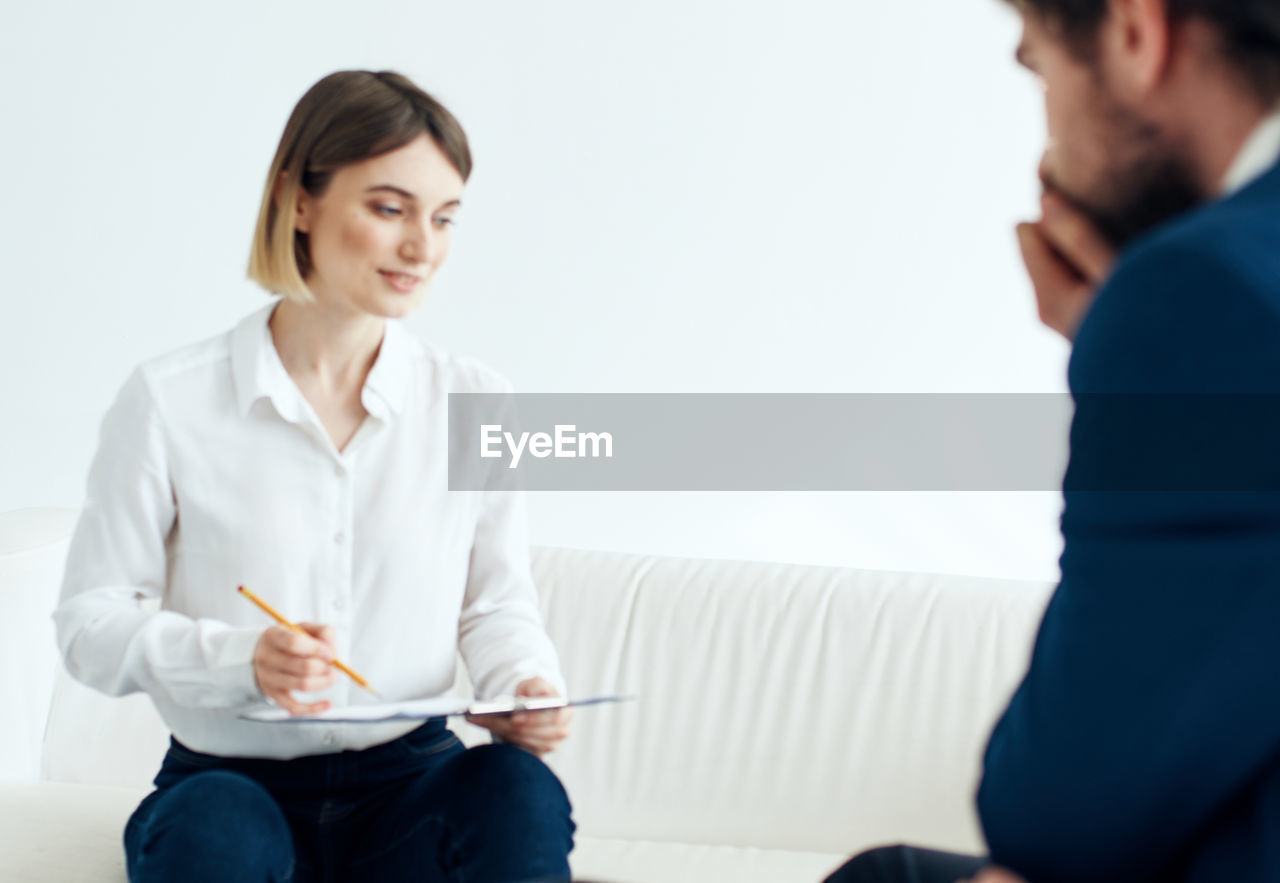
[{"xmin": 366, "ymin": 288, "xmax": 427, "ymax": 319}]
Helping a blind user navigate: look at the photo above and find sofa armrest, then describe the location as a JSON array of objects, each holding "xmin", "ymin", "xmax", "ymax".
[{"xmin": 0, "ymin": 509, "xmax": 79, "ymax": 783}]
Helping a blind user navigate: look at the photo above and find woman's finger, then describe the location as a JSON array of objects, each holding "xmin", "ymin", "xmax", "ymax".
[
  {"xmin": 515, "ymin": 676, "xmax": 557, "ymax": 697},
  {"xmin": 267, "ymin": 625, "xmax": 334, "ymax": 660},
  {"xmin": 513, "ymin": 715, "xmax": 570, "ymax": 736},
  {"xmin": 297, "ymin": 622, "xmax": 338, "ymax": 653},
  {"xmin": 258, "ymin": 664, "xmax": 336, "ymax": 693},
  {"xmin": 268, "ymin": 688, "xmax": 330, "ymax": 717},
  {"xmin": 466, "ymin": 714, "xmax": 515, "ymax": 737},
  {"xmin": 513, "ymin": 735, "xmax": 564, "ymax": 756},
  {"xmin": 261, "ymin": 658, "xmax": 336, "ymax": 684},
  {"xmin": 262, "ymin": 654, "xmax": 331, "ymax": 678}
]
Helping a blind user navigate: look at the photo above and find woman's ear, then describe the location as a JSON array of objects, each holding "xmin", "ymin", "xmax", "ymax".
[{"xmin": 277, "ymin": 170, "xmax": 312, "ymax": 234}]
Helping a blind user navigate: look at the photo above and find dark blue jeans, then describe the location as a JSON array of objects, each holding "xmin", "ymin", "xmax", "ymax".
[{"xmin": 123, "ymin": 720, "xmax": 574, "ymax": 883}]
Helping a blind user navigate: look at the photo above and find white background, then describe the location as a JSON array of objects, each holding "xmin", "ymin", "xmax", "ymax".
[{"xmin": 2, "ymin": 0, "xmax": 1070, "ymax": 581}]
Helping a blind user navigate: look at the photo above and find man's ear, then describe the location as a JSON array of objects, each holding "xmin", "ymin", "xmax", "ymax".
[{"xmin": 1101, "ymin": 0, "xmax": 1172, "ymax": 102}]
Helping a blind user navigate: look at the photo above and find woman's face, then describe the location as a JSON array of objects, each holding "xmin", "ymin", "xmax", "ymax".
[{"xmin": 294, "ymin": 133, "xmax": 465, "ymax": 318}]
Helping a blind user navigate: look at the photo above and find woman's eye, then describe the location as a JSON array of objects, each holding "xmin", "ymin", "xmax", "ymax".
[
  {"xmin": 432, "ymin": 216, "xmax": 456, "ymax": 228},
  {"xmin": 374, "ymin": 204, "xmax": 403, "ymax": 217}
]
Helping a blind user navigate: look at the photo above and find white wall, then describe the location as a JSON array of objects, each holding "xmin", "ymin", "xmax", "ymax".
[{"xmin": 1, "ymin": 0, "xmax": 1069, "ymax": 581}]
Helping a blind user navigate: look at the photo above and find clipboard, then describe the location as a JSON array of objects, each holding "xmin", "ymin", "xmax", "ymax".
[{"xmin": 240, "ymin": 693, "xmax": 632, "ymax": 724}]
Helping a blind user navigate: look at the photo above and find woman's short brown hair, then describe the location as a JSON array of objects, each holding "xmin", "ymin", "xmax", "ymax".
[{"xmin": 247, "ymin": 70, "xmax": 472, "ymax": 302}]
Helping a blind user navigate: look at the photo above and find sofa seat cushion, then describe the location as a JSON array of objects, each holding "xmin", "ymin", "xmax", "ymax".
[
  {"xmin": 0, "ymin": 781, "xmax": 142, "ymax": 881},
  {"xmin": 571, "ymin": 836, "xmax": 850, "ymax": 882},
  {"xmin": 0, "ymin": 783, "xmax": 850, "ymax": 882}
]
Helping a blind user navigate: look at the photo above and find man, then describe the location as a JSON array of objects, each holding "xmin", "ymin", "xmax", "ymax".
[{"xmin": 827, "ymin": 1, "xmax": 1280, "ymax": 881}]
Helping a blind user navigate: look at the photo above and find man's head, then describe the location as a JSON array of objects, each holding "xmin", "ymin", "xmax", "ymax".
[{"xmin": 1010, "ymin": 0, "xmax": 1280, "ymax": 248}]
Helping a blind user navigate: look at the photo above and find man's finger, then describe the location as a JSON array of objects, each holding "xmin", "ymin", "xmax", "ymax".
[
  {"xmin": 1040, "ymin": 192, "xmax": 1116, "ymax": 283},
  {"xmin": 1017, "ymin": 222, "xmax": 1085, "ymax": 291}
]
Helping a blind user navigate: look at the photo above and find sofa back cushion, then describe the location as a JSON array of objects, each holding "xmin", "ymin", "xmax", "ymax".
[{"xmin": 532, "ymin": 548, "xmax": 1051, "ymax": 857}]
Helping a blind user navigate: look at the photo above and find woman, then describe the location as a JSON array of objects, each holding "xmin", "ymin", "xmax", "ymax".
[{"xmin": 53, "ymin": 70, "xmax": 575, "ymax": 882}]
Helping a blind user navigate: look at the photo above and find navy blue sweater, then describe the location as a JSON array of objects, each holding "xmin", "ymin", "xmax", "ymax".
[{"xmin": 978, "ymin": 159, "xmax": 1280, "ymax": 882}]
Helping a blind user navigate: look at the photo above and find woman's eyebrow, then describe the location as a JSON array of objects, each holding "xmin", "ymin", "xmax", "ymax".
[
  {"xmin": 365, "ymin": 186, "xmax": 461, "ymax": 210},
  {"xmin": 365, "ymin": 184, "xmax": 417, "ymax": 200}
]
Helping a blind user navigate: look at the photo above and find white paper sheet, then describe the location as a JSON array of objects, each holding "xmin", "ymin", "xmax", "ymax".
[{"xmin": 240, "ymin": 694, "xmax": 630, "ymax": 723}]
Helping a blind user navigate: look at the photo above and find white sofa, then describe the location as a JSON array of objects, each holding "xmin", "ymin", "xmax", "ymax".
[{"xmin": 0, "ymin": 507, "xmax": 1053, "ymax": 883}]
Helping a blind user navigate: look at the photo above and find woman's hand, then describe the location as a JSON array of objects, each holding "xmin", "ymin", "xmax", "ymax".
[
  {"xmin": 466, "ymin": 677, "xmax": 574, "ymax": 757},
  {"xmin": 252, "ymin": 622, "xmax": 339, "ymax": 715}
]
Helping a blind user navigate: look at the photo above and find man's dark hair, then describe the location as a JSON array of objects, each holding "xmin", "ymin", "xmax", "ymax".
[{"xmin": 1013, "ymin": 0, "xmax": 1280, "ymax": 102}]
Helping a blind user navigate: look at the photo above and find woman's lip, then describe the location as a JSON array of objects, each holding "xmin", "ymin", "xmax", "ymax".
[{"xmin": 379, "ymin": 270, "xmax": 421, "ymax": 292}]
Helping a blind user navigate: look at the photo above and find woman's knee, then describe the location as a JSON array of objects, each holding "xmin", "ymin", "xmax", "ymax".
[
  {"xmin": 452, "ymin": 743, "xmax": 573, "ymax": 825},
  {"xmin": 126, "ymin": 770, "xmax": 293, "ymax": 880},
  {"xmin": 465, "ymin": 744, "xmax": 567, "ymax": 794}
]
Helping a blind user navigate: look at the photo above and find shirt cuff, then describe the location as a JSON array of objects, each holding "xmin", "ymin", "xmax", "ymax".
[{"xmin": 211, "ymin": 625, "xmax": 267, "ymax": 706}]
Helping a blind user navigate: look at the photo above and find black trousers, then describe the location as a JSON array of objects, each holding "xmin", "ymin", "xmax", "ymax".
[{"xmin": 825, "ymin": 845, "xmax": 989, "ymax": 883}]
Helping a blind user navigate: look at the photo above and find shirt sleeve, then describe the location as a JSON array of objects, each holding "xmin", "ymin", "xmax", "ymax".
[
  {"xmin": 52, "ymin": 367, "xmax": 266, "ymax": 709},
  {"xmin": 457, "ymin": 483, "xmax": 566, "ymax": 699},
  {"xmin": 977, "ymin": 242, "xmax": 1280, "ymax": 881}
]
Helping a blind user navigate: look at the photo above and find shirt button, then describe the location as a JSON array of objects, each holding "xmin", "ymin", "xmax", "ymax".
[
  {"xmin": 334, "ymin": 596, "xmax": 346, "ymax": 611},
  {"xmin": 323, "ymin": 732, "xmax": 336, "ymax": 745},
  {"xmin": 334, "ymin": 463, "xmax": 343, "ymax": 476},
  {"xmin": 333, "ymin": 532, "xmax": 345, "ymax": 545}
]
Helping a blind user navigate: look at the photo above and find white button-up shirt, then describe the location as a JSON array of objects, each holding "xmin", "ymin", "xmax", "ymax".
[
  {"xmin": 1221, "ymin": 107, "xmax": 1280, "ymax": 195},
  {"xmin": 54, "ymin": 302, "xmax": 564, "ymax": 759}
]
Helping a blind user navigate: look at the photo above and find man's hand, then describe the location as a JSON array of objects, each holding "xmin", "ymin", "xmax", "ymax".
[
  {"xmin": 961, "ymin": 867, "xmax": 1028, "ymax": 883},
  {"xmin": 466, "ymin": 676, "xmax": 574, "ymax": 757},
  {"xmin": 1017, "ymin": 190, "xmax": 1116, "ymax": 341},
  {"xmin": 252, "ymin": 622, "xmax": 338, "ymax": 716}
]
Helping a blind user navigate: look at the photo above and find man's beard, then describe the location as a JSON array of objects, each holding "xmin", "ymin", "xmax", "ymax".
[{"xmin": 1043, "ymin": 88, "xmax": 1207, "ymax": 251}]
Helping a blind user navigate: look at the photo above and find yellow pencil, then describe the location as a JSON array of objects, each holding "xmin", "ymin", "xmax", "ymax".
[{"xmin": 237, "ymin": 585, "xmax": 380, "ymax": 697}]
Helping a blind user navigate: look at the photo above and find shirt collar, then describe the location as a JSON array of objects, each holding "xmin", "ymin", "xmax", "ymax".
[
  {"xmin": 231, "ymin": 300, "xmax": 411, "ymax": 421},
  {"xmin": 361, "ymin": 317, "xmax": 410, "ymax": 419},
  {"xmin": 1221, "ymin": 106, "xmax": 1280, "ymax": 195}
]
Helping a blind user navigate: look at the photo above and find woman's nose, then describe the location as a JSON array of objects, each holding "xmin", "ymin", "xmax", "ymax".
[{"xmin": 401, "ymin": 219, "xmax": 441, "ymax": 266}]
